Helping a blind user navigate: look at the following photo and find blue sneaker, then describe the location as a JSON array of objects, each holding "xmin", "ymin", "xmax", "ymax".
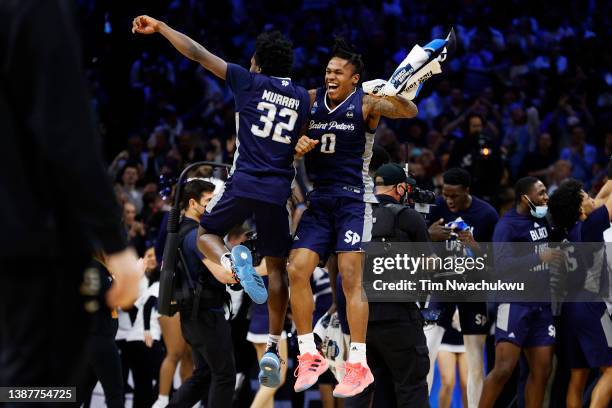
[
  {"xmin": 259, "ymin": 349, "xmax": 281, "ymax": 388},
  {"xmin": 230, "ymin": 245, "xmax": 267, "ymax": 304}
]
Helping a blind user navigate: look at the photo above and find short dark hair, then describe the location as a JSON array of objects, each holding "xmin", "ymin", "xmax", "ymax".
[
  {"xmin": 181, "ymin": 179, "xmax": 215, "ymax": 210},
  {"xmin": 331, "ymin": 37, "xmax": 364, "ymax": 77},
  {"xmin": 463, "ymin": 112, "xmax": 484, "ymax": 134},
  {"xmin": 548, "ymin": 179, "xmax": 583, "ymax": 232},
  {"xmin": 142, "ymin": 191, "xmax": 158, "ymax": 207},
  {"xmin": 254, "ymin": 31, "xmax": 294, "ymax": 78},
  {"xmin": 514, "ymin": 176, "xmax": 540, "ymax": 204},
  {"xmin": 443, "ymin": 167, "xmax": 471, "ymax": 188},
  {"xmin": 120, "ymin": 161, "xmax": 139, "ymax": 175}
]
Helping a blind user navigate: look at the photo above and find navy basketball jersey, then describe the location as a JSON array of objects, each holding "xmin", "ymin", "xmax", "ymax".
[
  {"xmin": 566, "ymin": 206, "xmax": 609, "ymax": 298},
  {"xmin": 226, "ymin": 63, "xmax": 310, "ymax": 205},
  {"xmin": 305, "ymin": 87, "xmax": 376, "ymax": 203},
  {"xmin": 493, "ymin": 208, "xmax": 551, "ymax": 304}
]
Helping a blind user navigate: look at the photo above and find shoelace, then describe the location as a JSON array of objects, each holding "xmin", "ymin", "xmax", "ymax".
[
  {"xmin": 294, "ymin": 355, "xmax": 320, "ymax": 377},
  {"xmin": 342, "ymin": 364, "xmax": 362, "ymax": 384}
]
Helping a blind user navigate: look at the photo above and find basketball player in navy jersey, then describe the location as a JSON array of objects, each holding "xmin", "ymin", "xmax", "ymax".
[
  {"xmin": 132, "ymin": 16, "xmax": 315, "ymax": 388},
  {"xmin": 287, "ymin": 38, "xmax": 419, "ymax": 398},
  {"xmin": 479, "ymin": 177, "xmax": 565, "ymax": 408},
  {"xmin": 549, "ymin": 177, "xmax": 612, "ymax": 408},
  {"xmin": 426, "ymin": 168, "xmax": 499, "ymax": 408}
]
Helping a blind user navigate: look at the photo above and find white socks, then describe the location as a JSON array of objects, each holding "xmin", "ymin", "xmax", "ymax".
[
  {"xmin": 348, "ymin": 342, "xmax": 367, "ymax": 364},
  {"xmin": 297, "ymin": 333, "xmax": 318, "ymax": 355},
  {"xmin": 220, "ymin": 252, "xmax": 232, "ymax": 271},
  {"xmin": 267, "ymin": 334, "xmax": 281, "ymax": 353}
]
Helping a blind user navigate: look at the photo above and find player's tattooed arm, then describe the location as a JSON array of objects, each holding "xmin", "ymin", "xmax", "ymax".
[
  {"xmin": 364, "ymin": 93, "xmax": 419, "ymax": 120},
  {"xmin": 132, "ymin": 15, "xmax": 227, "ymax": 79}
]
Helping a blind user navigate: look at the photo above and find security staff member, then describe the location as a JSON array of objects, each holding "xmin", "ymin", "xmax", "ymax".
[
  {"xmin": 346, "ymin": 163, "xmax": 431, "ymax": 408},
  {"xmin": 168, "ymin": 180, "xmax": 237, "ymax": 408}
]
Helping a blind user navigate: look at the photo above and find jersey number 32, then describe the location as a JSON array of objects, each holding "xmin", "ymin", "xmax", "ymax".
[{"xmin": 251, "ymin": 102, "xmax": 297, "ymax": 144}]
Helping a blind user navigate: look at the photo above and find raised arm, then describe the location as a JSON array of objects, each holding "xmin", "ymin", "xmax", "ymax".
[
  {"xmin": 132, "ymin": 15, "xmax": 227, "ymax": 79},
  {"xmin": 594, "ymin": 160, "xmax": 612, "ymax": 209},
  {"xmin": 364, "ymin": 93, "xmax": 418, "ymax": 120}
]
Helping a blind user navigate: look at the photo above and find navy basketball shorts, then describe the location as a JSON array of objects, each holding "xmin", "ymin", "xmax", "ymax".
[
  {"xmin": 562, "ymin": 302, "xmax": 612, "ymax": 368},
  {"xmin": 494, "ymin": 303, "xmax": 556, "ymax": 348},
  {"xmin": 428, "ymin": 301, "xmax": 491, "ymax": 335},
  {"xmin": 200, "ymin": 183, "xmax": 291, "ymax": 258},
  {"xmin": 292, "ymin": 192, "xmax": 373, "ymax": 261}
]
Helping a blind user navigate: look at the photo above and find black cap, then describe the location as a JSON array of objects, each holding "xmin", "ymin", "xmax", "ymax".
[{"xmin": 374, "ymin": 163, "xmax": 409, "ymax": 186}]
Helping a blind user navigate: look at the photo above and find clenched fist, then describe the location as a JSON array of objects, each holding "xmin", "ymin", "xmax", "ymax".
[
  {"xmin": 132, "ymin": 15, "xmax": 161, "ymax": 35},
  {"xmin": 295, "ymin": 135, "xmax": 319, "ymax": 158}
]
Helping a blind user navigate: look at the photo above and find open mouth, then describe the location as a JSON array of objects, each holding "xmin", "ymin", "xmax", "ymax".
[{"xmin": 327, "ymin": 83, "xmax": 339, "ymax": 92}]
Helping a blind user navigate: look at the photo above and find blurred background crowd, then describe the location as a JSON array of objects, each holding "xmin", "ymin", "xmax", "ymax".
[
  {"xmin": 77, "ymin": 0, "xmax": 611, "ymax": 253},
  {"xmin": 74, "ymin": 1, "xmax": 611, "ymax": 406}
]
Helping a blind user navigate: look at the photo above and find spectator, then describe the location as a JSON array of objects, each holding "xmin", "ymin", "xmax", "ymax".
[
  {"xmin": 123, "ymin": 201, "xmax": 147, "ymax": 255},
  {"xmin": 117, "ymin": 163, "xmax": 144, "ymax": 212},
  {"xmin": 547, "ymin": 159, "xmax": 572, "ymax": 195},
  {"xmin": 521, "ymin": 132, "xmax": 557, "ymax": 178},
  {"xmin": 560, "ymin": 125, "xmax": 597, "ymax": 189},
  {"xmin": 447, "ymin": 114, "xmax": 504, "ymax": 201}
]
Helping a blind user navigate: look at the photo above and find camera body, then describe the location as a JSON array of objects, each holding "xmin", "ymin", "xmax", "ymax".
[
  {"xmin": 406, "ymin": 177, "xmax": 436, "ymax": 204},
  {"xmin": 242, "ymin": 231, "xmax": 262, "ymax": 267}
]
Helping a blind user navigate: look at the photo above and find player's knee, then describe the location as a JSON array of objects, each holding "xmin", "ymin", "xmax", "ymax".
[
  {"xmin": 532, "ymin": 363, "xmax": 552, "ymax": 381},
  {"xmin": 287, "ymin": 261, "xmax": 309, "ymax": 286},
  {"xmin": 165, "ymin": 349, "xmax": 182, "ymax": 363},
  {"xmin": 338, "ymin": 259, "xmax": 360, "ymax": 284},
  {"xmin": 491, "ymin": 363, "xmax": 514, "ymax": 383}
]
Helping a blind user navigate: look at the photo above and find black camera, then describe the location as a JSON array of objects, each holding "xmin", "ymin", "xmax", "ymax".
[
  {"xmin": 242, "ymin": 231, "xmax": 262, "ymax": 267},
  {"xmin": 406, "ymin": 178, "xmax": 436, "ymax": 204}
]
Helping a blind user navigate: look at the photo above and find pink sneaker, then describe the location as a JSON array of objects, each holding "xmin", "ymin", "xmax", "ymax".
[
  {"xmin": 293, "ymin": 352, "xmax": 329, "ymax": 392},
  {"xmin": 333, "ymin": 361, "xmax": 374, "ymax": 398}
]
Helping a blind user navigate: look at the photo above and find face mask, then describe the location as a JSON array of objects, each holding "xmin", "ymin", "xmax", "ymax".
[{"xmin": 524, "ymin": 195, "xmax": 547, "ymax": 218}]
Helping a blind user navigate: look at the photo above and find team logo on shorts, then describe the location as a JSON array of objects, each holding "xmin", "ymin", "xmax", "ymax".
[
  {"xmin": 548, "ymin": 325, "xmax": 556, "ymax": 338},
  {"xmin": 474, "ymin": 314, "xmax": 487, "ymax": 326},
  {"xmin": 344, "ymin": 230, "xmax": 361, "ymax": 246}
]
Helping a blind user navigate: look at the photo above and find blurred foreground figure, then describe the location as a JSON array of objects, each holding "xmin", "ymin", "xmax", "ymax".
[{"xmin": 0, "ymin": 0, "xmax": 141, "ymax": 395}]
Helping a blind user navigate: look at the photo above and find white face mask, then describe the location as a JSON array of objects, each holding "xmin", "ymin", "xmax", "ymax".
[{"xmin": 524, "ymin": 195, "xmax": 548, "ymax": 218}]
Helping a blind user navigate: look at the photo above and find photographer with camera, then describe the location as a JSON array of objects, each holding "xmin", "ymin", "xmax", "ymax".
[
  {"xmin": 345, "ymin": 163, "xmax": 430, "ymax": 408},
  {"xmin": 447, "ymin": 113, "xmax": 504, "ymax": 203},
  {"xmin": 167, "ymin": 179, "xmax": 238, "ymax": 408},
  {"xmin": 425, "ymin": 168, "xmax": 499, "ymax": 408}
]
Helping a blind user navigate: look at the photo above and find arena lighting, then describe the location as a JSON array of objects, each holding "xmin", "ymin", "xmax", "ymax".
[{"xmin": 158, "ymin": 161, "xmax": 231, "ymax": 316}]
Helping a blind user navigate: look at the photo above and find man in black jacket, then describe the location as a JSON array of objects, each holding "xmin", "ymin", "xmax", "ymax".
[
  {"xmin": 168, "ymin": 179, "xmax": 238, "ymax": 408},
  {"xmin": 0, "ymin": 0, "xmax": 141, "ymax": 394},
  {"xmin": 345, "ymin": 163, "xmax": 431, "ymax": 408}
]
